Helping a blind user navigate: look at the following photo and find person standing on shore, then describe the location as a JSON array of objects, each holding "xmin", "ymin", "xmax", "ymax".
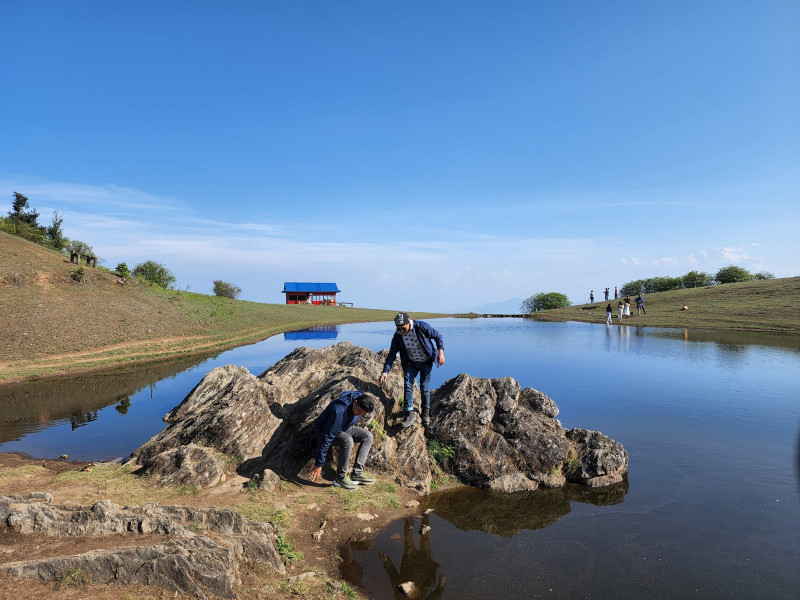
[
  {"xmin": 617, "ymin": 301, "xmax": 624, "ymax": 320},
  {"xmin": 636, "ymin": 294, "xmax": 646, "ymax": 315},
  {"xmin": 624, "ymin": 296, "xmax": 631, "ymax": 318},
  {"xmin": 606, "ymin": 304, "xmax": 613, "ymax": 324},
  {"xmin": 379, "ymin": 313, "xmax": 445, "ymax": 428}
]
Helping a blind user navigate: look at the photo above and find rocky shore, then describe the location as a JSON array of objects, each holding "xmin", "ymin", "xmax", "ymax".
[{"xmin": 0, "ymin": 342, "xmax": 628, "ymax": 598}]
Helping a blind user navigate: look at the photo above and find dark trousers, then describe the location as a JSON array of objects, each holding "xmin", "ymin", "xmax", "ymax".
[{"xmin": 403, "ymin": 360, "xmax": 433, "ymax": 415}]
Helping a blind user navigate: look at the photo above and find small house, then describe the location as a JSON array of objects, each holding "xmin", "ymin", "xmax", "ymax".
[{"xmin": 282, "ymin": 282, "xmax": 341, "ymax": 305}]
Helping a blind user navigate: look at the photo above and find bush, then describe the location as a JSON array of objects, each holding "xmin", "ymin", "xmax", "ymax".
[
  {"xmin": 115, "ymin": 262, "xmax": 131, "ymax": 279},
  {"xmin": 133, "ymin": 260, "xmax": 176, "ymax": 289},
  {"xmin": 715, "ymin": 265, "xmax": 753, "ymax": 284},
  {"xmin": 681, "ymin": 270, "xmax": 713, "ymax": 288},
  {"xmin": 212, "ymin": 280, "xmax": 242, "ymax": 299},
  {"xmin": 753, "ymin": 271, "xmax": 775, "ymax": 280},
  {"xmin": 521, "ymin": 292, "xmax": 571, "ymax": 312}
]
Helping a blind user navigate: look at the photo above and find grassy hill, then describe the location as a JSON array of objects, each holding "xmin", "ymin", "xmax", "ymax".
[
  {"xmin": 539, "ymin": 277, "xmax": 800, "ymax": 333},
  {"xmin": 0, "ymin": 232, "xmax": 444, "ymax": 383}
]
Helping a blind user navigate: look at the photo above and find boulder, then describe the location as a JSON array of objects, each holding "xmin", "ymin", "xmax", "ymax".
[{"xmin": 129, "ymin": 342, "xmax": 627, "ymax": 495}]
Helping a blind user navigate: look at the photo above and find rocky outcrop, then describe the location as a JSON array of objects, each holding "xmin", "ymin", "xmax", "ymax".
[
  {"xmin": 0, "ymin": 492, "xmax": 284, "ymax": 599},
  {"xmin": 129, "ymin": 342, "xmax": 628, "ymax": 495}
]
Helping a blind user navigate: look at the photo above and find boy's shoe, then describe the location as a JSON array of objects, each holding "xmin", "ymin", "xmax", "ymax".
[
  {"xmin": 351, "ymin": 472, "xmax": 376, "ymax": 485},
  {"xmin": 421, "ymin": 412, "xmax": 430, "ymax": 427},
  {"xmin": 402, "ymin": 411, "xmax": 417, "ymax": 428},
  {"xmin": 333, "ymin": 476, "xmax": 357, "ymax": 490}
]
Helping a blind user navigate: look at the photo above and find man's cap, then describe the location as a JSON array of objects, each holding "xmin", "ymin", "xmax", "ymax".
[{"xmin": 394, "ymin": 312, "xmax": 410, "ymax": 326}]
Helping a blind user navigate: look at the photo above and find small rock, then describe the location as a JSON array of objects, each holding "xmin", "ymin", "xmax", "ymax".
[
  {"xmin": 356, "ymin": 513, "xmax": 375, "ymax": 521},
  {"xmin": 288, "ymin": 571, "xmax": 316, "ymax": 583},
  {"xmin": 420, "ymin": 525, "xmax": 432, "ymax": 535},
  {"xmin": 311, "ymin": 530, "xmax": 324, "ymax": 542},
  {"xmin": 398, "ymin": 581, "xmax": 419, "ymax": 597},
  {"xmin": 59, "ymin": 454, "xmax": 69, "ymax": 460},
  {"xmin": 424, "ymin": 508, "xmax": 434, "ymax": 515},
  {"xmin": 405, "ymin": 500, "xmax": 420, "ymax": 509}
]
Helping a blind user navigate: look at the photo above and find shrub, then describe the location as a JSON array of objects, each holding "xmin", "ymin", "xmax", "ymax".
[
  {"xmin": 68, "ymin": 239, "xmax": 94, "ymax": 257},
  {"xmin": 521, "ymin": 292, "xmax": 571, "ymax": 312},
  {"xmin": 753, "ymin": 271, "xmax": 775, "ymax": 280},
  {"xmin": 115, "ymin": 262, "xmax": 131, "ymax": 279},
  {"xmin": 212, "ymin": 280, "xmax": 242, "ymax": 299},
  {"xmin": 133, "ymin": 260, "xmax": 176, "ymax": 289},
  {"xmin": 681, "ymin": 270, "xmax": 713, "ymax": 288},
  {"xmin": 715, "ymin": 265, "xmax": 753, "ymax": 284}
]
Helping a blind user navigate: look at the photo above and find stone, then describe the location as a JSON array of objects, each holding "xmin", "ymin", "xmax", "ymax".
[
  {"xmin": 0, "ymin": 493, "xmax": 285, "ymax": 597},
  {"xmin": 398, "ymin": 581, "xmax": 419, "ymax": 597}
]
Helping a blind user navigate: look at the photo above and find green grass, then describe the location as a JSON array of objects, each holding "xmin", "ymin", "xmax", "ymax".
[
  {"xmin": 325, "ymin": 480, "xmax": 400, "ymax": 512},
  {"xmin": 537, "ymin": 277, "xmax": 800, "ymax": 333},
  {"xmin": 275, "ymin": 532, "xmax": 304, "ymax": 564}
]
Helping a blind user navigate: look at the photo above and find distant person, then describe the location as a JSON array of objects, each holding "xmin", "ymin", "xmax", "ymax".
[
  {"xmin": 617, "ymin": 301, "xmax": 624, "ymax": 320},
  {"xmin": 379, "ymin": 313, "xmax": 445, "ymax": 428},
  {"xmin": 590, "ymin": 290, "xmax": 594, "ymax": 303},
  {"xmin": 309, "ymin": 391, "xmax": 376, "ymax": 490},
  {"xmin": 604, "ymin": 288, "xmax": 610, "ymax": 301},
  {"xmin": 606, "ymin": 303, "xmax": 613, "ymax": 324},
  {"xmin": 614, "ymin": 286, "xmax": 618, "ymax": 300},
  {"xmin": 624, "ymin": 296, "xmax": 631, "ymax": 318},
  {"xmin": 636, "ymin": 294, "xmax": 646, "ymax": 315}
]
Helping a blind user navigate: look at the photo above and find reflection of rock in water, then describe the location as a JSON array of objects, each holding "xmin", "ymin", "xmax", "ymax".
[{"xmin": 423, "ymin": 481, "xmax": 628, "ymax": 538}]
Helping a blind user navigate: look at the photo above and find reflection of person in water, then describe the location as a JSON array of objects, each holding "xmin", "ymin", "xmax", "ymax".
[{"xmin": 378, "ymin": 515, "xmax": 446, "ymax": 600}]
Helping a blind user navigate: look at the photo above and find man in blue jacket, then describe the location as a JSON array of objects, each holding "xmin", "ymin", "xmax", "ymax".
[
  {"xmin": 379, "ymin": 313, "xmax": 445, "ymax": 428},
  {"xmin": 309, "ymin": 391, "xmax": 377, "ymax": 490}
]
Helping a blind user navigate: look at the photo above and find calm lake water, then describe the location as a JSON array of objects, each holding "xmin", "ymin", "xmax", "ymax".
[{"xmin": 1, "ymin": 318, "xmax": 799, "ymax": 599}]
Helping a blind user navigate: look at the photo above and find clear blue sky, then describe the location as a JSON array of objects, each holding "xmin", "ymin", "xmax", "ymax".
[{"xmin": 2, "ymin": 1, "xmax": 798, "ymax": 312}]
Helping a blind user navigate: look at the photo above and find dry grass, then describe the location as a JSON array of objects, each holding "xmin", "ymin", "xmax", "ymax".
[{"xmin": 0, "ymin": 232, "xmax": 446, "ymax": 383}]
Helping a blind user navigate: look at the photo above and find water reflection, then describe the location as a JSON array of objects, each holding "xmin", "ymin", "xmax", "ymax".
[
  {"xmin": 0, "ymin": 355, "xmax": 211, "ymax": 445},
  {"xmin": 283, "ymin": 325, "xmax": 339, "ymax": 340},
  {"xmin": 343, "ymin": 514, "xmax": 446, "ymax": 600}
]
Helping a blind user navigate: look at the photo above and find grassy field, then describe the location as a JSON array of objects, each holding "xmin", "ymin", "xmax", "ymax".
[
  {"xmin": 537, "ymin": 277, "xmax": 800, "ymax": 333},
  {"xmin": 0, "ymin": 232, "xmax": 445, "ymax": 383}
]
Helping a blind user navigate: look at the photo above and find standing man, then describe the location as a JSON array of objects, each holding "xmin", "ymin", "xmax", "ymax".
[
  {"xmin": 590, "ymin": 290, "xmax": 594, "ymax": 303},
  {"xmin": 636, "ymin": 293, "xmax": 646, "ymax": 315},
  {"xmin": 309, "ymin": 391, "xmax": 376, "ymax": 490},
  {"xmin": 379, "ymin": 313, "xmax": 445, "ymax": 428}
]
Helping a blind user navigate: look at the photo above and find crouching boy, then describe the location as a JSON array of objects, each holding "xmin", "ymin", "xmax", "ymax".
[{"xmin": 309, "ymin": 391, "xmax": 377, "ymax": 490}]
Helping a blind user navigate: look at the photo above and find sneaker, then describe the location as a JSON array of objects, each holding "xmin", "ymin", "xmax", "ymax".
[
  {"xmin": 351, "ymin": 472, "xmax": 376, "ymax": 485},
  {"xmin": 421, "ymin": 413, "xmax": 430, "ymax": 427},
  {"xmin": 402, "ymin": 411, "xmax": 417, "ymax": 428},
  {"xmin": 333, "ymin": 476, "xmax": 357, "ymax": 490}
]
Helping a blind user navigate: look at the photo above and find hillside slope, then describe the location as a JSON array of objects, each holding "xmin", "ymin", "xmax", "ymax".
[
  {"xmin": 0, "ymin": 232, "xmax": 435, "ymax": 382},
  {"xmin": 540, "ymin": 276, "xmax": 800, "ymax": 333}
]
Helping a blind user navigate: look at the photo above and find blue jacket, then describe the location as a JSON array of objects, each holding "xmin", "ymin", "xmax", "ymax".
[
  {"xmin": 381, "ymin": 320, "xmax": 444, "ymax": 374},
  {"xmin": 314, "ymin": 391, "xmax": 363, "ymax": 467}
]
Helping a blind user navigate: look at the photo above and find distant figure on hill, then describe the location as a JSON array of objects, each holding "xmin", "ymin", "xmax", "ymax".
[
  {"xmin": 617, "ymin": 301, "xmax": 624, "ymax": 320},
  {"xmin": 614, "ymin": 286, "xmax": 619, "ymax": 300},
  {"xmin": 604, "ymin": 288, "xmax": 610, "ymax": 301},
  {"xmin": 636, "ymin": 294, "xmax": 646, "ymax": 315},
  {"xmin": 606, "ymin": 304, "xmax": 613, "ymax": 324},
  {"xmin": 590, "ymin": 290, "xmax": 594, "ymax": 303}
]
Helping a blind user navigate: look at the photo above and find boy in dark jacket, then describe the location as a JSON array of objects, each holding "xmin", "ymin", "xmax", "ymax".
[
  {"xmin": 309, "ymin": 391, "xmax": 376, "ymax": 490},
  {"xmin": 379, "ymin": 313, "xmax": 445, "ymax": 428}
]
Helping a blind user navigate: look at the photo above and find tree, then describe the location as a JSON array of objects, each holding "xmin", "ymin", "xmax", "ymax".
[
  {"xmin": 213, "ymin": 280, "xmax": 242, "ymax": 299},
  {"xmin": 45, "ymin": 210, "xmax": 69, "ymax": 252},
  {"xmin": 681, "ymin": 270, "xmax": 713, "ymax": 288},
  {"xmin": 714, "ymin": 265, "xmax": 753, "ymax": 284},
  {"xmin": 521, "ymin": 292, "xmax": 571, "ymax": 312},
  {"xmin": 115, "ymin": 262, "xmax": 131, "ymax": 279},
  {"xmin": 68, "ymin": 239, "xmax": 94, "ymax": 256},
  {"xmin": 133, "ymin": 260, "xmax": 176, "ymax": 289},
  {"xmin": 8, "ymin": 192, "xmax": 40, "ymax": 227},
  {"xmin": 752, "ymin": 271, "xmax": 775, "ymax": 280}
]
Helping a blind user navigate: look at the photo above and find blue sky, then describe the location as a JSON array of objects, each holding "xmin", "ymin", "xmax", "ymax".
[{"xmin": 2, "ymin": 1, "xmax": 798, "ymax": 312}]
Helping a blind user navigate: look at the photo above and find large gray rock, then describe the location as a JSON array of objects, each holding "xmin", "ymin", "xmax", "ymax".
[
  {"xmin": 129, "ymin": 342, "xmax": 627, "ymax": 495},
  {"xmin": 0, "ymin": 493, "xmax": 284, "ymax": 599}
]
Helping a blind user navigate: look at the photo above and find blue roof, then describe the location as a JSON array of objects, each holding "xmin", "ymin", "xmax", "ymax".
[{"xmin": 283, "ymin": 282, "xmax": 341, "ymax": 293}]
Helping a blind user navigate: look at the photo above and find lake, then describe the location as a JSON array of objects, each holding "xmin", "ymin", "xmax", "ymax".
[{"xmin": 1, "ymin": 318, "xmax": 799, "ymax": 599}]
